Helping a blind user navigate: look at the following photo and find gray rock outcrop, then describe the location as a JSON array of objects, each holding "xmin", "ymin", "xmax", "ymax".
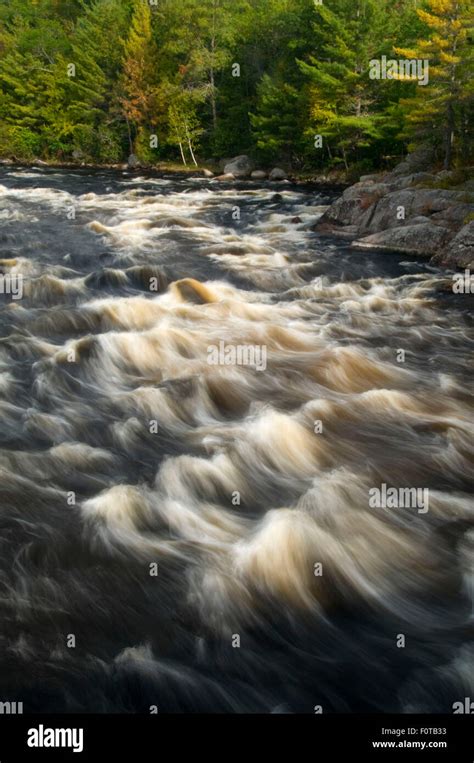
[
  {"xmin": 315, "ymin": 152, "xmax": 474, "ymax": 268},
  {"xmin": 431, "ymin": 221, "xmax": 474, "ymax": 269},
  {"xmin": 223, "ymin": 155, "xmax": 254, "ymax": 178},
  {"xmin": 269, "ymin": 167, "xmax": 288, "ymax": 181}
]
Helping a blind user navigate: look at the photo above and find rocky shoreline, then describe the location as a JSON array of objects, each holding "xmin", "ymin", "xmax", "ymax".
[
  {"xmin": 314, "ymin": 153, "xmax": 474, "ymax": 270},
  {"xmin": 3, "ymin": 152, "xmax": 473, "ymax": 270}
]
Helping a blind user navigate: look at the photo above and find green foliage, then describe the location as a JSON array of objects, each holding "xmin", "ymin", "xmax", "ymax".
[
  {"xmin": 251, "ymin": 75, "xmax": 307, "ymax": 165},
  {"xmin": 0, "ymin": 125, "xmax": 42, "ymax": 160},
  {"xmin": 393, "ymin": 0, "xmax": 474, "ymax": 169},
  {"xmin": 297, "ymin": 0, "xmax": 404, "ymax": 169},
  {"xmin": 0, "ymin": 0, "xmax": 472, "ymax": 173}
]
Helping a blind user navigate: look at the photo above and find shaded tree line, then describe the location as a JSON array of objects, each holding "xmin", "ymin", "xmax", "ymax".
[{"xmin": 0, "ymin": 0, "xmax": 472, "ymax": 173}]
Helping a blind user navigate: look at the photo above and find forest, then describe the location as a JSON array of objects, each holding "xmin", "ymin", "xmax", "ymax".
[{"xmin": 0, "ymin": 0, "xmax": 473, "ymax": 176}]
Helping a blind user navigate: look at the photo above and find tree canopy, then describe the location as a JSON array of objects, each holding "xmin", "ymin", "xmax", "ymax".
[{"xmin": 0, "ymin": 0, "xmax": 472, "ymax": 172}]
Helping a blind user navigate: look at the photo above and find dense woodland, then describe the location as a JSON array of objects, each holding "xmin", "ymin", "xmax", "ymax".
[{"xmin": 0, "ymin": 0, "xmax": 473, "ymax": 175}]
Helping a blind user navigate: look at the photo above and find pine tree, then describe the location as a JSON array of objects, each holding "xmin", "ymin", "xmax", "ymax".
[
  {"xmin": 394, "ymin": 0, "xmax": 474, "ymax": 169},
  {"xmin": 251, "ymin": 75, "xmax": 307, "ymax": 165},
  {"xmin": 249, "ymin": 0, "xmax": 321, "ymax": 167},
  {"xmin": 0, "ymin": 4, "xmax": 71, "ymax": 158},
  {"xmin": 49, "ymin": 0, "xmax": 129, "ymax": 160},
  {"xmin": 0, "ymin": 0, "xmax": 471, "ymax": 172},
  {"xmin": 120, "ymin": 0, "xmax": 159, "ymax": 157},
  {"xmin": 298, "ymin": 0, "xmax": 393, "ymax": 170}
]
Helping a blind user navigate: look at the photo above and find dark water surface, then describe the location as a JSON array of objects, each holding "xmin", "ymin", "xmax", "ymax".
[{"xmin": 0, "ymin": 166, "xmax": 472, "ymax": 713}]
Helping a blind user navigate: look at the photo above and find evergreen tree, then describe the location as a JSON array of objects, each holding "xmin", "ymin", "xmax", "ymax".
[
  {"xmin": 394, "ymin": 0, "xmax": 474, "ymax": 169},
  {"xmin": 0, "ymin": 4, "xmax": 70, "ymax": 157},
  {"xmin": 120, "ymin": 0, "xmax": 158, "ymax": 157},
  {"xmin": 298, "ymin": 0, "xmax": 392, "ymax": 170},
  {"xmin": 251, "ymin": 75, "xmax": 308, "ymax": 166},
  {"xmin": 61, "ymin": 0, "xmax": 130, "ymax": 161},
  {"xmin": 0, "ymin": 0, "xmax": 471, "ymax": 173}
]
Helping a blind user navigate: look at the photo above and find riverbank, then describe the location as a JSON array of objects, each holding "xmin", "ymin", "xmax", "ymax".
[
  {"xmin": 0, "ymin": 154, "xmax": 350, "ymax": 186},
  {"xmin": 4, "ymin": 153, "xmax": 473, "ymax": 270},
  {"xmin": 314, "ymin": 154, "xmax": 474, "ymax": 270},
  {"xmin": 0, "ymin": 156, "xmax": 206, "ymax": 176},
  {"xmin": 0, "ymin": 156, "xmax": 349, "ymax": 197}
]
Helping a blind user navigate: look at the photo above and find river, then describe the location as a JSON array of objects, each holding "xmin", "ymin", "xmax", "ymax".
[{"xmin": 0, "ymin": 166, "xmax": 472, "ymax": 713}]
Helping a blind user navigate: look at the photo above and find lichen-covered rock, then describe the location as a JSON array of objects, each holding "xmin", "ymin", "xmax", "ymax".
[
  {"xmin": 316, "ymin": 168, "xmax": 473, "ymax": 265},
  {"xmin": 388, "ymin": 173, "xmax": 437, "ymax": 190},
  {"xmin": 319, "ymin": 182, "xmax": 389, "ymax": 227},
  {"xmin": 358, "ymin": 189, "xmax": 466, "ymax": 234},
  {"xmin": 431, "ymin": 204, "xmax": 474, "ymax": 226},
  {"xmin": 431, "ymin": 222, "xmax": 474, "ymax": 269},
  {"xmin": 352, "ymin": 222, "xmax": 452, "ymax": 256},
  {"xmin": 391, "ymin": 148, "xmax": 435, "ymax": 176}
]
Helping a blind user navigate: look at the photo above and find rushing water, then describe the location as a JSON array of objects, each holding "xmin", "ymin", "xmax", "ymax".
[{"xmin": 0, "ymin": 166, "xmax": 472, "ymax": 713}]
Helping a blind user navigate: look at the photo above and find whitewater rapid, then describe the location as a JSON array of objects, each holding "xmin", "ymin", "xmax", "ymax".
[{"xmin": 0, "ymin": 166, "xmax": 472, "ymax": 713}]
